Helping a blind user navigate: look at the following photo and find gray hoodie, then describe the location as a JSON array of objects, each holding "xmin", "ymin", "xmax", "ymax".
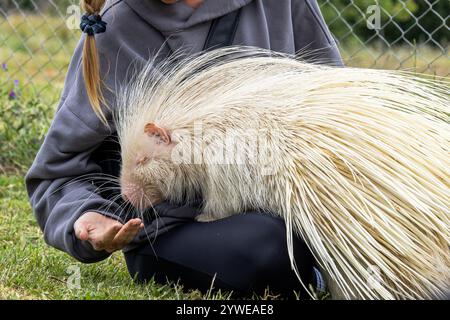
[{"xmin": 25, "ymin": 0, "xmax": 342, "ymax": 263}]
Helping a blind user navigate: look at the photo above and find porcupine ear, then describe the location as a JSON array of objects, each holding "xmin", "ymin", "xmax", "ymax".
[{"xmin": 144, "ymin": 123, "xmax": 171, "ymax": 145}]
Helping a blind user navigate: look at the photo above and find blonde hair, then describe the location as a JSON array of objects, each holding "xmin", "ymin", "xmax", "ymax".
[{"xmin": 80, "ymin": 0, "xmax": 108, "ymax": 124}]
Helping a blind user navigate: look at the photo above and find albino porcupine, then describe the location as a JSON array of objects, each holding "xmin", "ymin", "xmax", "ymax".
[{"xmin": 116, "ymin": 47, "xmax": 450, "ymax": 300}]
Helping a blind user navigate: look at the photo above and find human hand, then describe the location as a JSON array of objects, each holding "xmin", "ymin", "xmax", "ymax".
[{"xmin": 74, "ymin": 211, "xmax": 144, "ymax": 253}]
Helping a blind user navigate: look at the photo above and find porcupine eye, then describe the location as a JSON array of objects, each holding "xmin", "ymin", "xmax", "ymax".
[{"xmin": 136, "ymin": 156, "xmax": 149, "ymax": 166}]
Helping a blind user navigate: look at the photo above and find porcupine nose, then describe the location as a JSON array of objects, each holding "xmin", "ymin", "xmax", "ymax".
[{"xmin": 122, "ymin": 183, "xmax": 144, "ymax": 208}]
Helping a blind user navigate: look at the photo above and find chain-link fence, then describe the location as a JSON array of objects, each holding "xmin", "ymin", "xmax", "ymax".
[
  {"xmin": 0, "ymin": 0, "xmax": 449, "ymax": 106},
  {"xmin": 320, "ymin": 0, "xmax": 449, "ymax": 75}
]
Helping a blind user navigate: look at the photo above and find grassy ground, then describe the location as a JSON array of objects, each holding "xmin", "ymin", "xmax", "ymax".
[
  {"xmin": 0, "ymin": 14, "xmax": 448, "ymax": 300},
  {"xmin": 0, "ymin": 175, "xmax": 236, "ymax": 299}
]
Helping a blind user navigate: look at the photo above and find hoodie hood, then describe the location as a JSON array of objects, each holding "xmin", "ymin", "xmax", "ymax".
[{"xmin": 124, "ymin": 0, "xmax": 253, "ymax": 34}]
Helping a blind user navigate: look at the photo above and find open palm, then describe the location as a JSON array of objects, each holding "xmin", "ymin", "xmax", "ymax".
[{"xmin": 74, "ymin": 211, "xmax": 144, "ymax": 253}]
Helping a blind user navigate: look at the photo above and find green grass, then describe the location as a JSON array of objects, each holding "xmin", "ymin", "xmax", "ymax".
[
  {"xmin": 0, "ymin": 177, "xmax": 309, "ymax": 300},
  {"xmin": 0, "ymin": 175, "xmax": 236, "ymax": 300},
  {"xmin": 0, "ymin": 91, "xmax": 53, "ymax": 174}
]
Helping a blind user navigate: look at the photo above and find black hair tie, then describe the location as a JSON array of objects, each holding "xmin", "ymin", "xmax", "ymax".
[{"xmin": 80, "ymin": 13, "xmax": 107, "ymax": 35}]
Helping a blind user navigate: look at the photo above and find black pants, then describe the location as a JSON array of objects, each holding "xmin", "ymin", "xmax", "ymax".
[{"xmin": 124, "ymin": 213, "xmax": 314, "ymax": 297}]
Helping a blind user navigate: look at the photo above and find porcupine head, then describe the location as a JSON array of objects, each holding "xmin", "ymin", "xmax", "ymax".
[
  {"xmin": 118, "ymin": 105, "xmax": 281, "ymax": 220},
  {"xmin": 117, "ymin": 49, "xmax": 290, "ymax": 220}
]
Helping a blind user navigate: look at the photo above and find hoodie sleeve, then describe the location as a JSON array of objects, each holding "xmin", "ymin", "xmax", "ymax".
[
  {"xmin": 292, "ymin": 0, "xmax": 343, "ymax": 66},
  {"xmin": 24, "ymin": 36, "xmax": 123, "ymax": 263},
  {"xmin": 25, "ymin": 0, "xmax": 175, "ymax": 263}
]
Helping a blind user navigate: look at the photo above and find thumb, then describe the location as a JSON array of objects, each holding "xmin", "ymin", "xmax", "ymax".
[{"xmin": 74, "ymin": 221, "xmax": 89, "ymax": 241}]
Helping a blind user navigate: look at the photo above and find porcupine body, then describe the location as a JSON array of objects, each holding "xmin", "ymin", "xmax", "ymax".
[{"xmin": 117, "ymin": 47, "xmax": 450, "ymax": 299}]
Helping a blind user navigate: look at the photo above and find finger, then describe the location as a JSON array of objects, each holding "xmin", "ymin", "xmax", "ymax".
[
  {"xmin": 106, "ymin": 223, "xmax": 143, "ymax": 253},
  {"xmin": 89, "ymin": 222, "xmax": 122, "ymax": 251},
  {"xmin": 104, "ymin": 219, "xmax": 142, "ymax": 252},
  {"xmin": 119, "ymin": 222, "xmax": 144, "ymax": 245},
  {"xmin": 74, "ymin": 221, "xmax": 89, "ymax": 241},
  {"xmin": 98, "ymin": 221, "xmax": 123, "ymax": 242},
  {"xmin": 113, "ymin": 223, "xmax": 144, "ymax": 251},
  {"xmin": 111, "ymin": 219, "xmax": 143, "ymax": 247}
]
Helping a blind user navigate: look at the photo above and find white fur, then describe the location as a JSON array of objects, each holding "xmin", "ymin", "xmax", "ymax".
[{"xmin": 117, "ymin": 47, "xmax": 450, "ymax": 300}]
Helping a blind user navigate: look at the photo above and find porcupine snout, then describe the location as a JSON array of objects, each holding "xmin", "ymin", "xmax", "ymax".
[{"xmin": 121, "ymin": 182, "xmax": 149, "ymax": 209}]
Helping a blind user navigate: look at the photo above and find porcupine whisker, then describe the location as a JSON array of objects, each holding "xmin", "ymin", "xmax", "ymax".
[
  {"xmin": 144, "ymin": 194, "xmax": 161, "ymax": 246},
  {"xmin": 86, "ymin": 181, "xmax": 122, "ymax": 199},
  {"xmin": 96, "ymin": 194, "xmax": 122, "ymax": 214},
  {"xmin": 95, "ymin": 148, "xmax": 122, "ymax": 155},
  {"xmin": 52, "ymin": 177, "xmax": 122, "ymax": 211},
  {"xmin": 114, "ymin": 198, "xmax": 134, "ymax": 221},
  {"xmin": 111, "ymin": 201, "xmax": 131, "ymax": 221},
  {"xmin": 137, "ymin": 192, "xmax": 158, "ymax": 257},
  {"xmin": 100, "ymin": 192, "xmax": 130, "ymax": 216},
  {"xmin": 97, "ymin": 159, "xmax": 123, "ymax": 165},
  {"xmin": 50, "ymin": 173, "xmax": 120, "ymax": 197},
  {"xmin": 70, "ymin": 179, "xmax": 121, "ymax": 198},
  {"xmin": 49, "ymin": 175, "xmax": 115, "ymax": 195}
]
